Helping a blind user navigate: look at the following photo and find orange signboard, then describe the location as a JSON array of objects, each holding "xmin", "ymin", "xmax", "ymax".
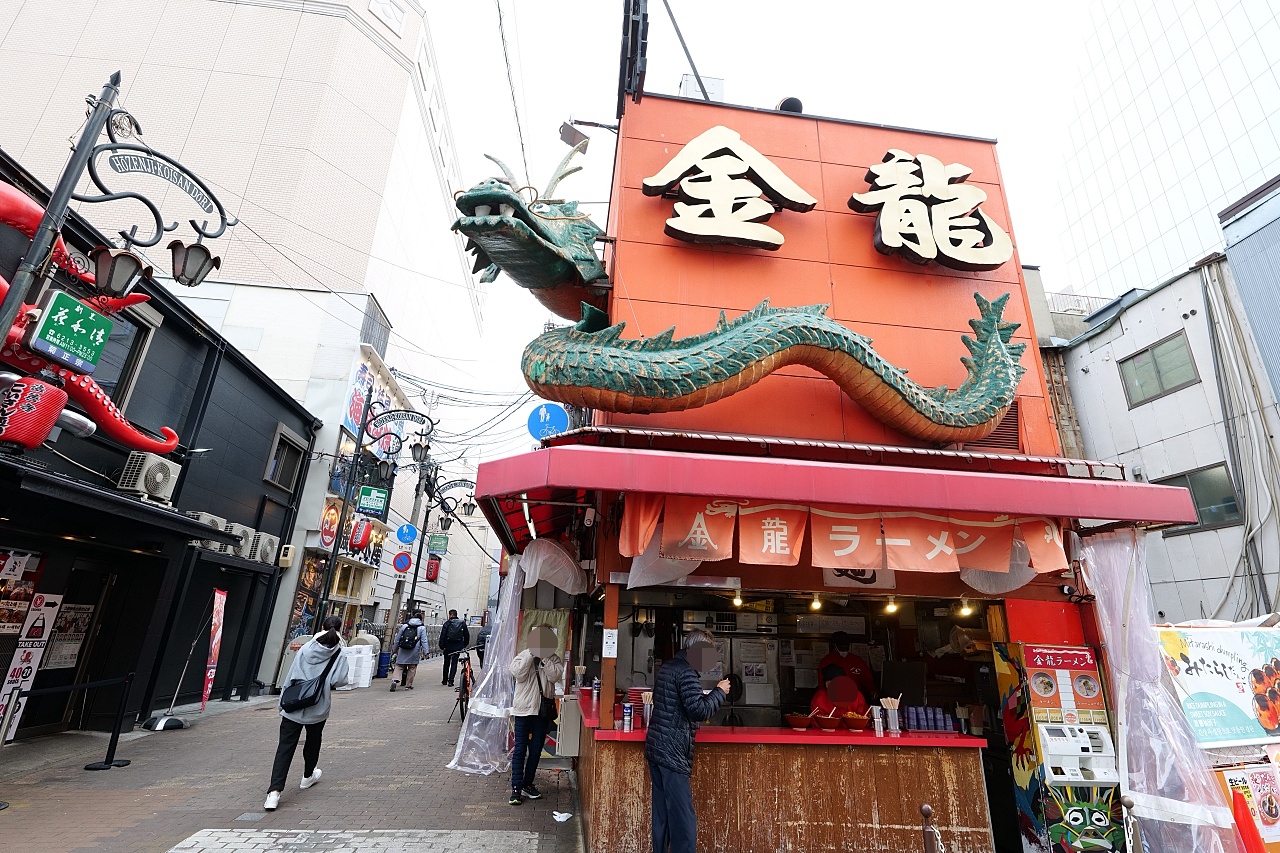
[{"xmin": 605, "ymin": 94, "xmax": 1057, "ymax": 454}]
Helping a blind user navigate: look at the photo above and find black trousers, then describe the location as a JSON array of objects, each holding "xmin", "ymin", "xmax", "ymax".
[
  {"xmin": 511, "ymin": 712, "xmax": 550, "ymax": 794},
  {"xmin": 443, "ymin": 651, "xmax": 460, "ymax": 684},
  {"xmin": 649, "ymin": 760, "xmax": 696, "ymax": 853},
  {"xmin": 269, "ymin": 717, "xmax": 325, "ymax": 793},
  {"xmin": 477, "ymin": 648, "xmax": 485, "ymax": 667}
]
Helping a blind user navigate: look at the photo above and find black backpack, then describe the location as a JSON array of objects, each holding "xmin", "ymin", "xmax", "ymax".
[
  {"xmin": 397, "ymin": 625, "xmax": 419, "ymax": 651},
  {"xmin": 443, "ymin": 619, "xmax": 464, "ymax": 645}
]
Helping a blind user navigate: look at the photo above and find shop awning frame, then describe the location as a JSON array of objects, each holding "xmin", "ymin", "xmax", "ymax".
[{"xmin": 477, "ymin": 445, "xmax": 1197, "ymax": 553}]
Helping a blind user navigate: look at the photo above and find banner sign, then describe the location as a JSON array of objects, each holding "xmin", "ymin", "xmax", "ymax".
[
  {"xmin": 1159, "ymin": 627, "xmax": 1280, "ymax": 748},
  {"xmin": 356, "ymin": 486, "xmax": 389, "ymax": 516},
  {"xmin": 203, "ymin": 589, "xmax": 227, "ymax": 712},
  {"xmin": 737, "ymin": 502, "xmax": 809, "ymax": 567},
  {"xmin": 2, "ymin": 593, "xmax": 63, "ymax": 741},
  {"xmin": 660, "ymin": 496, "xmax": 738, "ymax": 561},
  {"xmin": 41, "ymin": 604, "xmax": 94, "ymax": 671},
  {"xmin": 427, "ymin": 534, "xmax": 450, "ymax": 554}
]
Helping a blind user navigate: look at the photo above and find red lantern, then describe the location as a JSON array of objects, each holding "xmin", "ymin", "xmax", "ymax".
[
  {"xmin": 0, "ymin": 378, "xmax": 67, "ymax": 449},
  {"xmin": 349, "ymin": 517, "xmax": 372, "ymax": 552},
  {"xmin": 425, "ymin": 554, "xmax": 441, "ymax": 582}
]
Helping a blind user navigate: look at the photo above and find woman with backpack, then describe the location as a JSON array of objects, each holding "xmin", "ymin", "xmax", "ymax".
[
  {"xmin": 265, "ymin": 615, "xmax": 349, "ymax": 812},
  {"xmin": 391, "ymin": 611, "xmax": 427, "ymax": 691}
]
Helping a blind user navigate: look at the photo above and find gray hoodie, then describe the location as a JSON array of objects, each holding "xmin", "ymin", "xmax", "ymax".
[
  {"xmin": 393, "ymin": 617, "xmax": 427, "ymax": 665},
  {"xmin": 279, "ymin": 637, "xmax": 350, "ymax": 724}
]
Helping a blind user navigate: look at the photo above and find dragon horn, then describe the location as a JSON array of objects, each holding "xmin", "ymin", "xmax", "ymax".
[
  {"xmin": 543, "ymin": 139, "xmax": 588, "ymax": 199},
  {"xmin": 484, "ymin": 154, "xmax": 518, "ymax": 186}
]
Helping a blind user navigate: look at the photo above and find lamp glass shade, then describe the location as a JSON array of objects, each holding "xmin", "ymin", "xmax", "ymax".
[
  {"xmin": 410, "ymin": 442, "xmax": 427, "ymax": 463},
  {"xmin": 168, "ymin": 239, "xmax": 221, "ymax": 287},
  {"xmin": 461, "ymin": 498, "xmax": 477, "ymax": 517},
  {"xmin": 89, "ymin": 246, "xmax": 149, "ymax": 296},
  {"xmin": 440, "ymin": 515, "xmax": 454, "ymax": 531}
]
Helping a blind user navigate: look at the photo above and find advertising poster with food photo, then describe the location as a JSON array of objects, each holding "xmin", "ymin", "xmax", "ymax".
[
  {"xmin": 1218, "ymin": 765, "xmax": 1280, "ymax": 849},
  {"xmin": 1023, "ymin": 645, "xmax": 1107, "ymax": 725},
  {"xmin": 0, "ymin": 550, "xmax": 43, "ymax": 635},
  {"xmin": 1158, "ymin": 627, "xmax": 1280, "ymax": 748}
]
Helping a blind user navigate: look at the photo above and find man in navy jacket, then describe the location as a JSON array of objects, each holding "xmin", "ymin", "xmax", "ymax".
[{"xmin": 643, "ymin": 629, "xmax": 730, "ymax": 853}]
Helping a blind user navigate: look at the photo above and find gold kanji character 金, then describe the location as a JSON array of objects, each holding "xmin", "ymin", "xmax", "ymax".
[{"xmin": 643, "ymin": 126, "xmax": 817, "ymax": 250}]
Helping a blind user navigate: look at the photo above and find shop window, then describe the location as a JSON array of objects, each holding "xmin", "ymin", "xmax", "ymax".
[
  {"xmin": 1118, "ymin": 331, "xmax": 1198, "ymax": 406},
  {"xmin": 264, "ymin": 423, "xmax": 307, "ymax": 492},
  {"xmin": 84, "ymin": 298, "xmax": 160, "ymax": 408},
  {"xmin": 1157, "ymin": 463, "xmax": 1242, "ymax": 534}
]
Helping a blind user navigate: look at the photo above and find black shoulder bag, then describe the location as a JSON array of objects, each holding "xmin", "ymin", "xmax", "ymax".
[
  {"xmin": 536, "ymin": 661, "xmax": 556, "ymax": 719},
  {"xmin": 280, "ymin": 646, "xmax": 341, "ymax": 713}
]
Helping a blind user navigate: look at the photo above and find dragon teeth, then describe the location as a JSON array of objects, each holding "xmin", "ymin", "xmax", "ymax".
[
  {"xmin": 500, "ymin": 204, "xmax": 515, "ymax": 217},
  {"xmin": 474, "ymin": 205, "xmax": 491, "ymax": 217}
]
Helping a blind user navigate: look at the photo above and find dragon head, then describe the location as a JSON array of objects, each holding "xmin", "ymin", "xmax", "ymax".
[{"xmin": 451, "ymin": 141, "xmax": 607, "ymax": 321}]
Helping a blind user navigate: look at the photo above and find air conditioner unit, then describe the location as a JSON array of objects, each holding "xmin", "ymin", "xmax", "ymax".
[
  {"xmin": 249, "ymin": 532, "xmax": 281, "ymax": 566},
  {"xmin": 185, "ymin": 512, "xmax": 227, "ymax": 550},
  {"xmin": 117, "ymin": 451, "xmax": 182, "ymax": 505},
  {"xmin": 221, "ymin": 523, "xmax": 256, "ymax": 559},
  {"xmin": 278, "ymin": 544, "xmax": 296, "ymax": 569}
]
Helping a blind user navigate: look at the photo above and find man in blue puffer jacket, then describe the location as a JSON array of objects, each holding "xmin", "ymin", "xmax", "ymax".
[{"xmin": 643, "ymin": 628, "xmax": 730, "ymax": 853}]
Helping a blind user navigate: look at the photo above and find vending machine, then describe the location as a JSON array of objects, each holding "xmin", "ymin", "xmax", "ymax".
[{"xmin": 994, "ymin": 643, "xmax": 1126, "ymax": 853}]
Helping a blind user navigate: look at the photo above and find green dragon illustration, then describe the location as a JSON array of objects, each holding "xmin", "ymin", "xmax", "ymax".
[
  {"xmin": 523, "ymin": 295, "xmax": 1026, "ymax": 444},
  {"xmin": 1045, "ymin": 785, "xmax": 1126, "ymax": 852},
  {"xmin": 452, "ymin": 141, "xmax": 608, "ymax": 321},
  {"xmin": 454, "ymin": 146, "xmax": 1027, "ymax": 445}
]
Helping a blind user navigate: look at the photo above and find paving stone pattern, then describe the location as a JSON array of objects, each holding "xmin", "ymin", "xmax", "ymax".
[{"xmin": 0, "ymin": 670, "xmax": 581, "ymax": 853}]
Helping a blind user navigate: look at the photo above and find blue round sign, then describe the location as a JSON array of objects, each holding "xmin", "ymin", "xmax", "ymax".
[
  {"xmin": 393, "ymin": 551, "xmax": 412, "ymax": 573},
  {"xmin": 528, "ymin": 402, "xmax": 570, "ymax": 440},
  {"xmin": 396, "ymin": 523, "xmax": 418, "ymax": 544}
]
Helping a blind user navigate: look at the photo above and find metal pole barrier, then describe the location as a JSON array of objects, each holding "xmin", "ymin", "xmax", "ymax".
[
  {"xmin": 85, "ymin": 672, "xmax": 135, "ymax": 771},
  {"xmin": 920, "ymin": 803, "xmax": 940, "ymax": 853}
]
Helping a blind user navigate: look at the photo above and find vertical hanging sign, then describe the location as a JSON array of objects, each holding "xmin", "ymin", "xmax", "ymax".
[
  {"xmin": 2, "ymin": 593, "xmax": 63, "ymax": 742},
  {"xmin": 202, "ymin": 589, "xmax": 227, "ymax": 712}
]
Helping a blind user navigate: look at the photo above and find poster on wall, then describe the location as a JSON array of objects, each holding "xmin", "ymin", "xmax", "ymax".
[
  {"xmin": 286, "ymin": 555, "xmax": 326, "ymax": 645},
  {"xmin": 2, "ymin": 593, "xmax": 63, "ymax": 741},
  {"xmin": 202, "ymin": 589, "xmax": 227, "ymax": 712},
  {"xmin": 1158, "ymin": 627, "xmax": 1280, "ymax": 747},
  {"xmin": 1023, "ymin": 645, "xmax": 1108, "ymax": 726},
  {"xmin": 0, "ymin": 550, "xmax": 44, "ymax": 635},
  {"xmin": 1218, "ymin": 765, "xmax": 1280, "ymax": 849},
  {"xmin": 41, "ymin": 604, "xmax": 95, "ymax": 670}
]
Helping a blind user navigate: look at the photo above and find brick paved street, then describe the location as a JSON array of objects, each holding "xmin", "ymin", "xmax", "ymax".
[{"xmin": 0, "ymin": 670, "xmax": 582, "ymax": 853}]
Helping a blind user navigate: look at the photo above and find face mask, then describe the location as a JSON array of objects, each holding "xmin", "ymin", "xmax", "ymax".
[{"xmin": 837, "ymin": 649, "xmax": 849, "ymax": 657}]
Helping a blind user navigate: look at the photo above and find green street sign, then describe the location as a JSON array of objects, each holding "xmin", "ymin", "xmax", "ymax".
[
  {"xmin": 26, "ymin": 290, "xmax": 113, "ymax": 374},
  {"xmin": 356, "ymin": 485, "xmax": 389, "ymax": 515},
  {"xmin": 427, "ymin": 534, "xmax": 450, "ymax": 554}
]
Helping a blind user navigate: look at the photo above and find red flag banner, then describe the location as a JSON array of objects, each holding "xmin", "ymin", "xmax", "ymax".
[
  {"xmin": 660, "ymin": 496, "xmax": 739, "ymax": 561},
  {"xmin": 737, "ymin": 502, "xmax": 809, "ymax": 566},
  {"xmin": 1019, "ymin": 517, "xmax": 1070, "ymax": 573},
  {"xmin": 947, "ymin": 512, "xmax": 1018, "ymax": 572},
  {"xmin": 203, "ymin": 589, "xmax": 227, "ymax": 712},
  {"xmin": 809, "ymin": 505, "xmax": 884, "ymax": 570},
  {"xmin": 620, "ymin": 493, "xmax": 665, "ymax": 557},
  {"xmin": 880, "ymin": 512, "xmax": 960, "ymax": 573}
]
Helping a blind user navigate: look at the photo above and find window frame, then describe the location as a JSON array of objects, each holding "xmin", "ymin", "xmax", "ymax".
[
  {"xmin": 263, "ymin": 422, "xmax": 308, "ymax": 493},
  {"xmin": 1118, "ymin": 329, "xmax": 1200, "ymax": 408},
  {"xmin": 1157, "ymin": 462, "xmax": 1244, "ymax": 536}
]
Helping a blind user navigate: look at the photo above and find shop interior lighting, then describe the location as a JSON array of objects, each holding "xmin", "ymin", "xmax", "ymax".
[
  {"xmin": 810, "ymin": 592, "xmax": 822, "ymax": 611},
  {"xmin": 959, "ymin": 598, "xmax": 973, "ymax": 617},
  {"xmin": 885, "ymin": 596, "xmax": 898, "ymax": 614},
  {"xmin": 732, "ymin": 588, "xmax": 743, "ymax": 607}
]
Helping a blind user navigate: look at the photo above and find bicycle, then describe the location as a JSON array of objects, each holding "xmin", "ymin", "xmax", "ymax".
[{"xmin": 448, "ymin": 647, "xmax": 476, "ymax": 722}]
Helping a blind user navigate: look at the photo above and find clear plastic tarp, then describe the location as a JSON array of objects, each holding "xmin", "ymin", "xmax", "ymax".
[
  {"xmin": 1079, "ymin": 528, "xmax": 1239, "ymax": 853},
  {"xmin": 447, "ymin": 558, "xmax": 524, "ymax": 775},
  {"xmin": 520, "ymin": 538, "xmax": 588, "ymax": 595}
]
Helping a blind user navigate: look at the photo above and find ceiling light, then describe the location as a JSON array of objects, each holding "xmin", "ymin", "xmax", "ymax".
[
  {"xmin": 959, "ymin": 598, "xmax": 973, "ymax": 617},
  {"xmin": 810, "ymin": 592, "xmax": 822, "ymax": 611},
  {"xmin": 732, "ymin": 588, "xmax": 743, "ymax": 607},
  {"xmin": 885, "ymin": 596, "xmax": 898, "ymax": 614}
]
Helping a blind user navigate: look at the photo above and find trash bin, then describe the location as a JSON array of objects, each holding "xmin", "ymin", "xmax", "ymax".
[{"xmin": 377, "ymin": 652, "xmax": 391, "ymax": 679}]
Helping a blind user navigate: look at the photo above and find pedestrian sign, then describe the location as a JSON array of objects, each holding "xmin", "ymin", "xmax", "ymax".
[
  {"xmin": 25, "ymin": 290, "xmax": 113, "ymax": 374},
  {"xmin": 392, "ymin": 552, "xmax": 412, "ymax": 573},
  {"xmin": 527, "ymin": 402, "xmax": 569, "ymax": 440},
  {"xmin": 396, "ymin": 523, "xmax": 418, "ymax": 544}
]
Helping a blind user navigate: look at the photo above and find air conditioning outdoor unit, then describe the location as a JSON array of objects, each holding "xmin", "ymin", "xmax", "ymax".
[
  {"xmin": 117, "ymin": 451, "xmax": 182, "ymax": 505},
  {"xmin": 221, "ymin": 523, "xmax": 256, "ymax": 559},
  {"xmin": 249, "ymin": 532, "xmax": 281, "ymax": 566},
  {"xmin": 185, "ymin": 512, "xmax": 227, "ymax": 550}
]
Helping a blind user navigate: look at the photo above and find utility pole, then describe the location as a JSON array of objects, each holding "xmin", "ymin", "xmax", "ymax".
[
  {"xmin": 0, "ymin": 72, "xmax": 121, "ymax": 336},
  {"xmin": 314, "ymin": 382, "xmax": 375, "ymax": 631},
  {"xmin": 406, "ymin": 462, "xmax": 430, "ymax": 617}
]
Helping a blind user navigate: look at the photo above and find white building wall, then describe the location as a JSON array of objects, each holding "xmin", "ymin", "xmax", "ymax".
[{"xmin": 1063, "ymin": 268, "xmax": 1280, "ymax": 620}]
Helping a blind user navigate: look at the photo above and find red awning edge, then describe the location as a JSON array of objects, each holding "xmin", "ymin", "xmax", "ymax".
[{"xmin": 476, "ymin": 445, "xmax": 1197, "ymax": 530}]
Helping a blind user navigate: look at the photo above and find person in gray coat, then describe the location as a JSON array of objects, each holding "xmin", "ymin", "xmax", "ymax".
[
  {"xmin": 390, "ymin": 612, "xmax": 427, "ymax": 691},
  {"xmin": 265, "ymin": 615, "xmax": 350, "ymax": 811}
]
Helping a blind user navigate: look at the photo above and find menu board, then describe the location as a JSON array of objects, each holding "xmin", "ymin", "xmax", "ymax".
[
  {"xmin": 1024, "ymin": 645, "xmax": 1108, "ymax": 726},
  {"xmin": 1158, "ymin": 627, "xmax": 1280, "ymax": 748},
  {"xmin": 1217, "ymin": 764, "xmax": 1280, "ymax": 850}
]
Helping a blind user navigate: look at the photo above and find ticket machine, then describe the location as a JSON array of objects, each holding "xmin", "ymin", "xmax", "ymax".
[{"xmin": 1037, "ymin": 722, "xmax": 1120, "ymax": 786}]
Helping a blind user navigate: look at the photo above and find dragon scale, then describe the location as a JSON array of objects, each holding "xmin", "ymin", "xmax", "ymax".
[{"xmin": 523, "ymin": 294, "xmax": 1026, "ymax": 444}]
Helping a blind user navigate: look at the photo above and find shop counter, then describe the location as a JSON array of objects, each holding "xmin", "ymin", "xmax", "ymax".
[{"xmin": 594, "ymin": 724, "xmax": 985, "ymax": 747}]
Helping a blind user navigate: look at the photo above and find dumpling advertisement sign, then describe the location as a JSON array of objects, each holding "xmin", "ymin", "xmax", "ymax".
[{"xmin": 1159, "ymin": 627, "xmax": 1280, "ymax": 748}]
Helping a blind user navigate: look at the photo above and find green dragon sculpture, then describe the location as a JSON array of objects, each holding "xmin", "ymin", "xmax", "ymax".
[
  {"xmin": 452, "ymin": 146, "xmax": 1027, "ymax": 445},
  {"xmin": 523, "ymin": 295, "xmax": 1026, "ymax": 444},
  {"xmin": 452, "ymin": 141, "xmax": 608, "ymax": 321}
]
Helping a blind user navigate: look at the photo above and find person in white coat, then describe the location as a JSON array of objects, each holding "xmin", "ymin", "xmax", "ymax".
[
  {"xmin": 265, "ymin": 615, "xmax": 350, "ymax": 811},
  {"xmin": 508, "ymin": 625, "xmax": 564, "ymax": 805}
]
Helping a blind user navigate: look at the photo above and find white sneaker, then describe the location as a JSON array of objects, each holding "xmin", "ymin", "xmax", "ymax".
[
  {"xmin": 300, "ymin": 767, "xmax": 322, "ymax": 790},
  {"xmin": 390, "ymin": 680, "xmax": 398, "ymax": 692},
  {"xmin": 264, "ymin": 791, "xmax": 281, "ymax": 811}
]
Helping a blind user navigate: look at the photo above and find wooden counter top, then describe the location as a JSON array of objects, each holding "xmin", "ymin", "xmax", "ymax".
[{"xmin": 593, "ymin": 725, "xmax": 985, "ymax": 747}]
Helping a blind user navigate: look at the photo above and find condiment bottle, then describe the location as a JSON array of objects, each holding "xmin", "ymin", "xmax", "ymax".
[{"xmin": 872, "ymin": 706, "xmax": 885, "ymax": 738}]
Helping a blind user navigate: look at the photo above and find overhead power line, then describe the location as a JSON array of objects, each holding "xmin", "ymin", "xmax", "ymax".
[{"xmin": 495, "ymin": 0, "xmax": 531, "ymax": 185}]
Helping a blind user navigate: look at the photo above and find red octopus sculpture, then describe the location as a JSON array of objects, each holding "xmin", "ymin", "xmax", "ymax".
[{"xmin": 0, "ymin": 181, "xmax": 178, "ymax": 454}]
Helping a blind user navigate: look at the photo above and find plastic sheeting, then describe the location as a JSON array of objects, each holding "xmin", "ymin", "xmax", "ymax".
[
  {"xmin": 627, "ymin": 523, "xmax": 702, "ymax": 589},
  {"xmin": 1079, "ymin": 529, "xmax": 1239, "ymax": 853},
  {"xmin": 447, "ymin": 559, "xmax": 524, "ymax": 776},
  {"xmin": 520, "ymin": 538, "xmax": 588, "ymax": 595}
]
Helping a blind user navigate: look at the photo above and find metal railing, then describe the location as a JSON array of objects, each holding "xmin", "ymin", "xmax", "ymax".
[{"xmin": 1045, "ymin": 291, "xmax": 1112, "ymax": 316}]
